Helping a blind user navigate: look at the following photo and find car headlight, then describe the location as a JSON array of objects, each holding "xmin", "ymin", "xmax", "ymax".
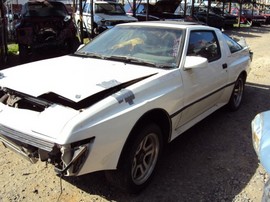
[
  {"xmin": 251, "ymin": 113, "xmax": 263, "ymax": 155},
  {"xmin": 97, "ymin": 19, "xmax": 112, "ymax": 27},
  {"xmin": 104, "ymin": 21, "xmax": 112, "ymax": 26}
]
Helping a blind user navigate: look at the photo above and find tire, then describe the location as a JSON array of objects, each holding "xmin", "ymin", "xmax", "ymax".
[
  {"xmin": 227, "ymin": 75, "xmax": 245, "ymax": 111},
  {"xmin": 105, "ymin": 122, "xmax": 163, "ymax": 193},
  {"xmin": 93, "ymin": 26, "xmax": 99, "ymax": 36}
]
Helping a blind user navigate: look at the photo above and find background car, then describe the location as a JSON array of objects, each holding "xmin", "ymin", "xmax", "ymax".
[
  {"xmin": 124, "ymin": 2, "xmax": 160, "ymax": 21},
  {"xmin": 126, "ymin": 0, "xmax": 184, "ymax": 20},
  {"xmin": 230, "ymin": 7, "xmax": 239, "ymax": 16},
  {"xmin": 193, "ymin": 10, "xmax": 225, "ymax": 29},
  {"xmin": 209, "ymin": 7, "xmax": 238, "ymax": 28},
  {"xmin": 74, "ymin": 0, "xmax": 137, "ymax": 36},
  {"xmin": 261, "ymin": 9, "xmax": 270, "ymax": 24},
  {"xmin": 0, "ymin": 0, "xmax": 8, "ymax": 65},
  {"xmin": 0, "ymin": 21, "xmax": 251, "ymax": 193},
  {"xmin": 125, "ymin": 2, "xmax": 199, "ymax": 22},
  {"xmin": 15, "ymin": 0, "xmax": 78, "ymax": 62},
  {"xmin": 252, "ymin": 111, "xmax": 270, "ymax": 201},
  {"xmin": 240, "ymin": 9, "xmax": 266, "ymax": 26},
  {"xmin": 148, "ymin": 0, "xmax": 183, "ymax": 19},
  {"xmin": 174, "ymin": 4, "xmax": 225, "ymax": 29}
]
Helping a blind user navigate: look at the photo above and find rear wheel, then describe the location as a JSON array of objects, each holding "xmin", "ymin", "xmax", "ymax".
[
  {"xmin": 228, "ymin": 75, "xmax": 245, "ymax": 111},
  {"xmin": 105, "ymin": 122, "xmax": 163, "ymax": 193}
]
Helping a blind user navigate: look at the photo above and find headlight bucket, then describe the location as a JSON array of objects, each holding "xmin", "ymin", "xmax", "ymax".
[{"xmin": 252, "ymin": 113, "xmax": 263, "ymax": 155}]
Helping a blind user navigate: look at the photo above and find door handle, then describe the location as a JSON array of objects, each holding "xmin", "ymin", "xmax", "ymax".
[{"xmin": 222, "ymin": 63, "xmax": 228, "ymax": 69}]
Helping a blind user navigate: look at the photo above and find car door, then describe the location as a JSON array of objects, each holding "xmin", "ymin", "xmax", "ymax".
[{"xmin": 176, "ymin": 29, "xmax": 228, "ymax": 128}]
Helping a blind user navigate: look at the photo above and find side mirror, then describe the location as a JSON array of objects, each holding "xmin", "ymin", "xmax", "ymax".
[
  {"xmin": 64, "ymin": 15, "xmax": 71, "ymax": 22},
  {"xmin": 184, "ymin": 56, "xmax": 208, "ymax": 70}
]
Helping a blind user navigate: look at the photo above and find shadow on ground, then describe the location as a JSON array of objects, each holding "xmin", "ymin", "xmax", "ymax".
[{"xmin": 224, "ymin": 24, "xmax": 270, "ymax": 39}]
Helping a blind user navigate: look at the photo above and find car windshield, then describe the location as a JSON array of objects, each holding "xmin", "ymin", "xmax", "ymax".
[
  {"xmin": 76, "ymin": 25, "xmax": 183, "ymax": 69},
  {"xmin": 95, "ymin": 3, "xmax": 126, "ymax": 14},
  {"xmin": 22, "ymin": 1, "xmax": 68, "ymax": 17},
  {"xmin": 124, "ymin": 3, "xmax": 154, "ymax": 14},
  {"xmin": 124, "ymin": 4, "xmax": 145, "ymax": 14}
]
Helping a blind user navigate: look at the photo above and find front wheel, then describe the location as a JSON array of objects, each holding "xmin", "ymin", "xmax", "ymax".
[
  {"xmin": 105, "ymin": 122, "xmax": 163, "ymax": 193},
  {"xmin": 227, "ymin": 75, "xmax": 245, "ymax": 111}
]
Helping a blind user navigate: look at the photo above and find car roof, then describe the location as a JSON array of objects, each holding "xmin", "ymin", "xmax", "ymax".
[
  {"xmin": 118, "ymin": 20, "xmax": 210, "ymax": 29},
  {"xmin": 27, "ymin": 0, "xmax": 64, "ymax": 4},
  {"xmin": 85, "ymin": 0, "xmax": 120, "ymax": 3}
]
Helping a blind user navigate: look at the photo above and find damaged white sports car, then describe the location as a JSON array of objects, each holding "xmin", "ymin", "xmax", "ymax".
[{"xmin": 0, "ymin": 21, "xmax": 252, "ymax": 193}]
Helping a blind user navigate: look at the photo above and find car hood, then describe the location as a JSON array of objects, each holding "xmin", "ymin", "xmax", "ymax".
[
  {"xmin": 0, "ymin": 55, "xmax": 158, "ymax": 103},
  {"xmin": 223, "ymin": 13, "xmax": 237, "ymax": 18},
  {"xmin": 95, "ymin": 13, "xmax": 137, "ymax": 21}
]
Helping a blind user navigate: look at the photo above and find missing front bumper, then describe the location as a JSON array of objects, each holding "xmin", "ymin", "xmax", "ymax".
[
  {"xmin": 0, "ymin": 134, "xmax": 38, "ymax": 163},
  {"xmin": 0, "ymin": 132, "xmax": 94, "ymax": 176}
]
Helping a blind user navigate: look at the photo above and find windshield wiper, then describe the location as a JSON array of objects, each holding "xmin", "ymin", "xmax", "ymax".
[
  {"xmin": 74, "ymin": 51, "xmax": 105, "ymax": 59},
  {"xmin": 104, "ymin": 55, "xmax": 159, "ymax": 67},
  {"xmin": 73, "ymin": 53, "xmax": 174, "ymax": 68}
]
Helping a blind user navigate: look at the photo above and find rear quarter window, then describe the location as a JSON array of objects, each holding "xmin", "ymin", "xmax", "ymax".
[{"xmin": 223, "ymin": 33, "xmax": 243, "ymax": 53}]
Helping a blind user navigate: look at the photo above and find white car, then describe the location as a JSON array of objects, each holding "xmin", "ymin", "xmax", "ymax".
[
  {"xmin": 252, "ymin": 111, "xmax": 270, "ymax": 200},
  {"xmin": 74, "ymin": 0, "xmax": 137, "ymax": 35},
  {"xmin": 0, "ymin": 21, "xmax": 252, "ymax": 193}
]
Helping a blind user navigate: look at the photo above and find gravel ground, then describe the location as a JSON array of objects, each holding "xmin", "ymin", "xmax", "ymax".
[{"xmin": 1, "ymin": 25, "xmax": 270, "ymax": 202}]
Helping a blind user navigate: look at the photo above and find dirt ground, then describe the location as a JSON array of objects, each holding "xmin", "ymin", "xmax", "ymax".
[{"xmin": 1, "ymin": 25, "xmax": 270, "ymax": 202}]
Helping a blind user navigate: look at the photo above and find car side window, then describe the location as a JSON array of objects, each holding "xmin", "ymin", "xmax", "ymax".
[
  {"xmin": 187, "ymin": 30, "xmax": 221, "ymax": 62},
  {"xmin": 222, "ymin": 33, "xmax": 243, "ymax": 53}
]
